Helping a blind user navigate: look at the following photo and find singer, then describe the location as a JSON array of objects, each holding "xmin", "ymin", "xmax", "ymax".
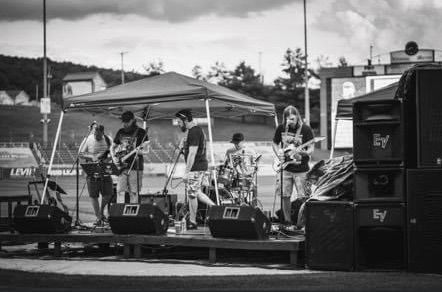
[{"xmin": 272, "ymin": 105, "xmax": 314, "ymax": 226}]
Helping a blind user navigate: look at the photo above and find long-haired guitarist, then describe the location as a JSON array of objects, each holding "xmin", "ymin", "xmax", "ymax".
[
  {"xmin": 272, "ymin": 105, "xmax": 314, "ymax": 226},
  {"xmin": 111, "ymin": 111, "xmax": 148, "ymax": 204}
]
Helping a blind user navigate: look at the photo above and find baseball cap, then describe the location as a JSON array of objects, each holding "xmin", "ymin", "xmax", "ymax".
[
  {"xmin": 121, "ymin": 111, "xmax": 135, "ymax": 123},
  {"xmin": 230, "ymin": 133, "xmax": 244, "ymax": 143}
]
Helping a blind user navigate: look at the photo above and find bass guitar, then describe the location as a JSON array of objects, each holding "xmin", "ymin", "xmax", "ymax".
[{"xmin": 273, "ymin": 137, "xmax": 325, "ymax": 172}]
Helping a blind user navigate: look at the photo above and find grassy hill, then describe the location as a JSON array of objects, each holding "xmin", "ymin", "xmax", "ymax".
[{"xmin": 0, "ymin": 105, "xmax": 275, "ymax": 146}]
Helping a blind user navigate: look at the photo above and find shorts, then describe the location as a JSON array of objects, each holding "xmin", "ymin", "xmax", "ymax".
[
  {"xmin": 187, "ymin": 171, "xmax": 205, "ymax": 198},
  {"xmin": 117, "ymin": 170, "xmax": 143, "ymax": 194},
  {"xmin": 275, "ymin": 170, "xmax": 307, "ymax": 198},
  {"xmin": 87, "ymin": 176, "xmax": 113, "ymax": 198}
]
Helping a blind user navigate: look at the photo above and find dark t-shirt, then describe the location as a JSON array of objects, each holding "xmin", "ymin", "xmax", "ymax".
[
  {"xmin": 184, "ymin": 125, "xmax": 208, "ymax": 172},
  {"xmin": 114, "ymin": 125, "xmax": 148, "ymax": 171},
  {"xmin": 273, "ymin": 123, "xmax": 314, "ymax": 173}
]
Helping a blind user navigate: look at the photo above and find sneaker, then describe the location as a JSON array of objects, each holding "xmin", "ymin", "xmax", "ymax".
[{"xmin": 186, "ymin": 221, "xmax": 198, "ymax": 230}]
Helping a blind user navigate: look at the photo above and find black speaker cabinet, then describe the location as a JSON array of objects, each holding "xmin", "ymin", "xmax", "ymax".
[
  {"xmin": 139, "ymin": 193, "xmax": 177, "ymax": 216},
  {"xmin": 355, "ymin": 203, "xmax": 406, "ymax": 270},
  {"xmin": 407, "ymin": 169, "xmax": 442, "ymax": 273},
  {"xmin": 305, "ymin": 201, "xmax": 354, "ymax": 271},
  {"xmin": 13, "ymin": 205, "xmax": 72, "ymax": 234},
  {"xmin": 353, "ymin": 99, "xmax": 404, "ymax": 167},
  {"xmin": 354, "ymin": 167, "xmax": 405, "ymax": 202},
  {"xmin": 414, "ymin": 68, "xmax": 442, "ymax": 168},
  {"xmin": 109, "ymin": 203, "xmax": 168, "ymax": 235},
  {"xmin": 207, "ymin": 205, "xmax": 270, "ymax": 240}
]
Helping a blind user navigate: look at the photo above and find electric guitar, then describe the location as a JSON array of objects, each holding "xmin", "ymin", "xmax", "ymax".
[
  {"xmin": 273, "ymin": 137, "xmax": 325, "ymax": 172},
  {"xmin": 114, "ymin": 141, "xmax": 150, "ymax": 173}
]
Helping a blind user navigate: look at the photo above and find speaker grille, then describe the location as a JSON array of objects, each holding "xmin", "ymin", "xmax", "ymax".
[{"xmin": 306, "ymin": 201, "xmax": 354, "ymax": 270}]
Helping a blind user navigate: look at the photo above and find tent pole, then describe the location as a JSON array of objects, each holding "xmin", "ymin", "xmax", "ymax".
[
  {"xmin": 205, "ymin": 98, "xmax": 220, "ymax": 205},
  {"xmin": 330, "ymin": 118, "xmax": 338, "ymax": 159},
  {"xmin": 41, "ymin": 110, "xmax": 65, "ymax": 204}
]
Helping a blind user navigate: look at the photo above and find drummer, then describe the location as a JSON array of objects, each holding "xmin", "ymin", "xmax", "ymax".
[{"xmin": 224, "ymin": 133, "xmax": 258, "ymax": 176}]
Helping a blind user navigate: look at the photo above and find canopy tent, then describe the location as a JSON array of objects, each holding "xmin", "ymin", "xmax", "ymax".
[
  {"xmin": 330, "ymin": 82, "xmax": 399, "ymax": 158},
  {"xmin": 42, "ymin": 72, "xmax": 276, "ymax": 207},
  {"xmin": 335, "ymin": 82, "xmax": 399, "ymax": 120},
  {"xmin": 63, "ymin": 72, "xmax": 275, "ymax": 119}
]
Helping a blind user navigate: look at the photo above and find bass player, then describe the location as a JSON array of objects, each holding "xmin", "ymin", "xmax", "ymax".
[{"xmin": 272, "ymin": 105, "xmax": 314, "ymax": 226}]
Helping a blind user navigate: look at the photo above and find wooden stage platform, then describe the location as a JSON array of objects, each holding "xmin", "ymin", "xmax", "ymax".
[{"xmin": 0, "ymin": 228, "xmax": 304, "ymax": 266}]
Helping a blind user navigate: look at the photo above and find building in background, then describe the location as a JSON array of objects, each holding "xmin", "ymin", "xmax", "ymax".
[
  {"xmin": 319, "ymin": 44, "xmax": 442, "ymax": 150},
  {"xmin": 0, "ymin": 90, "xmax": 34, "ymax": 106},
  {"xmin": 62, "ymin": 72, "xmax": 107, "ymax": 99}
]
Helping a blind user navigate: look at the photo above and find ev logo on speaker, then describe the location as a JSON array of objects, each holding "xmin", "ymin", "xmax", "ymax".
[
  {"xmin": 373, "ymin": 134, "xmax": 390, "ymax": 149},
  {"xmin": 373, "ymin": 209, "xmax": 387, "ymax": 223}
]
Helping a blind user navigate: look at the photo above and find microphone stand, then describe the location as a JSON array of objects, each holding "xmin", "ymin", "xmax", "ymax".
[
  {"xmin": 161, "ymin": 144, "xmax": 183, "ymax": 197},
  {"xmin": 70, "ymin": 126, "xmax": 93, "ymax": 229}
]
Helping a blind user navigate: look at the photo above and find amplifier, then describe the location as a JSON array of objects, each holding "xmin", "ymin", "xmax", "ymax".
[
  {"xmin": 109, "ymin": 203, "xmax": 168, "ymax": 235},
  {"xmin": 306, "ymin": 201, "xmax": 354, "ymax": 271},
  {"xmin": 139, "ymin": 193, "xmax": 177, "ymax": 216},
  {"xmin": 13, "ymin": 205, "xmax": 72, "ymax": 234},
  {"xmin": 355, "ymin": 203, "xmax": 407, "ymax": 270},
  {"xmin": 207, "ymin": 205, "xmax": 270, "ymax": 240}
]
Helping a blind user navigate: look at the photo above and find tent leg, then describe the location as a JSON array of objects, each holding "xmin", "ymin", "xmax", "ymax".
[
  {"xmin": 205, "ymin": 99, "xmax": 220, "ymax": 205},
  {"xmin": 41, "ymin": 111, "xmax": 65, "ymax": 204},
  {"xmin": 330, "ymin": 118, "xmax": 338, "ymax": 159}
]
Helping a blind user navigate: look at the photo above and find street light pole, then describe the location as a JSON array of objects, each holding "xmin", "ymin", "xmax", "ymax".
[
  {"xmin": 303, "ymin": 0, "xmax": 310, "ymax": 125},
  {"xmin": 42, "ymin": 0, "xmax": 49, "ymax": 147},
  {"xmin": 120, "ymin": 51, "xmax": 128, "ymax": 84}
]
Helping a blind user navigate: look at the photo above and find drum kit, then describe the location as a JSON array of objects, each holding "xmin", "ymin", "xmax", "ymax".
[{"xmin": 211, "ymin": 153, "xmax": 261, "ymax": 208}]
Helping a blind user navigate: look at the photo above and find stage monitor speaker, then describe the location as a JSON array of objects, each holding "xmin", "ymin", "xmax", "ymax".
[
  {"xmin": 407, "ymin": 169, "xmax": 442, "ymax": 273},
  {"xmin": 207, "ymin": 205, "xmax": 270, "ymax": 240},
  {"xmin": 139, "ymin": 193, "xmax": 177, "ymax": 217},
  {"xmin": 354, "ymin": 167, "xmax": 405, "ymax": 202},
  {"xmin": 109, "ymin": 203, "xmax": 168, "ymax": 235},
  {"xmin": 13, "ymin": 205, "xmax": 72, "ymax": 234},
  {"xmin": 414, "ymin": 68, "xmax": 442, "ymax": 168},
  {"xmin": 305, "ymin": 201, "xmax": 354, "ymax": 271},
  {"xmin": 355, "ymin": 203, "xmax": 407, "ymax": 271},
  {"xmin": 353, "ymin": 100, "xmax": 404, "ymax": 167}
]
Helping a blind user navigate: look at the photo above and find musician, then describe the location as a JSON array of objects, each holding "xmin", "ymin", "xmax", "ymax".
[
  {"xmin": 79, "ymin": 124, "xmax": 113, "ymax": 225},
  {"xmin": 272, "ymin": 105, "xmax": 314, "ymax": 226},
  {"xmin": 111, "ymin": 111, "xmax": 148, "ymax": 204},
  {"xmin": 225, "ymin": 132, "xmax": 258, "ymax": 176},
  {"xmin": 175, "ymin": 109, "xmax": 215, "ymax": 230}
]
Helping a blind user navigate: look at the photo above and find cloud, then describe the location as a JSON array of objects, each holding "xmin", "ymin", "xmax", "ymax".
[
  {"xmin": 312, "ymin": 0, "xmax": 442, "ymax": 62},
  {"xmin": 0, "ymin": 0, "xmax": 298, "ymax": 22}
]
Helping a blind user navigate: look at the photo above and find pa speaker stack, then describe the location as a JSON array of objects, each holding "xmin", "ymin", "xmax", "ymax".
[
  {"xmin": 352, "ymin": 98, "xmax": 407, "ymax": 271},
  {"xmin": 402, "ymin": 67, "xmax": 442, "ymax": 273}
]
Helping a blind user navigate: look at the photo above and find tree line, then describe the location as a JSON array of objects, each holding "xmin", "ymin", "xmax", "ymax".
[{"xmin": 0, "ymin": 50, "xmax": 347, "ymax": 128}]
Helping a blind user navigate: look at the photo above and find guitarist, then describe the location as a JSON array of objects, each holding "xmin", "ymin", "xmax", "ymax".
[
  {"xmin": 272, "ymin": 105, "xmax": 314, "ymax": 226},
  {"xmin": 79, "ymin": 124, "xmax": 113, "ymax": 225},
  {"xmin": 111, "ymin": 111, "xmax": 148, "ymax": 204}
]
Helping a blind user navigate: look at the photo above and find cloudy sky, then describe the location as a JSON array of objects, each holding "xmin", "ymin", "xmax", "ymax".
[{"xmin": 1, "ymin": 0, "xmax": 442, "ymax": 83}]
